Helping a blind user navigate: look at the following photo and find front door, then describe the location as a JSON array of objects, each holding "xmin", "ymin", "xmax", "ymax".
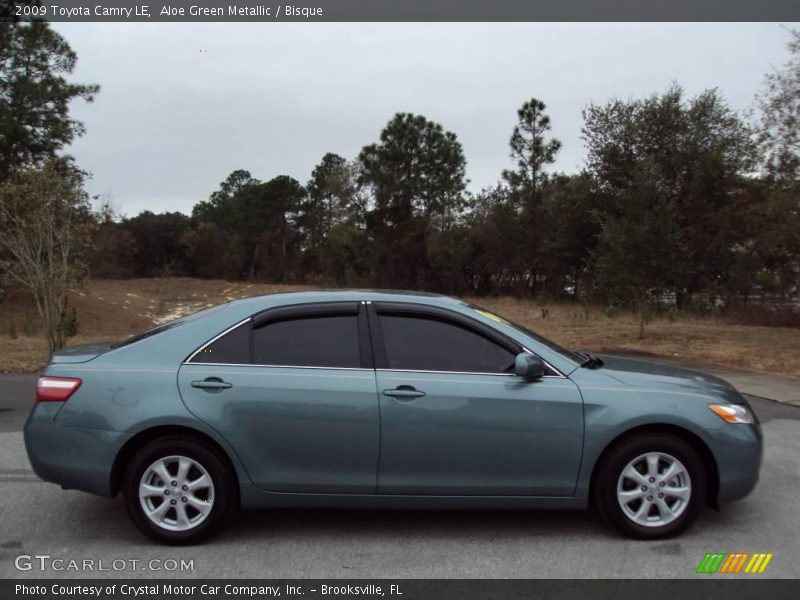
[{"xmin": 371, "ymin": 304, "xmax": 583, "ymax": 496}]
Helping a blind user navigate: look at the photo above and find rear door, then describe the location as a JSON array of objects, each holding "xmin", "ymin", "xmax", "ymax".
[
  {"xmin": 370, "ymin": 303, "xmax": 583, "ymax": 496},
  {"xmin": 178, "ymin": 302, "xmax": 380, "ymax": 493}
]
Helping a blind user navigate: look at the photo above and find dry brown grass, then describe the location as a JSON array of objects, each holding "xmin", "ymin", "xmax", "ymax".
[
  {"xmin": 469, "ymin": 297, "xmax": 800, "ymax": 378},
  {"xmin": 1, "ymin": 280, "xmax": 798, "ymax": 377},
  {"xmin": 0, "ymin": 278, "xmax": 308, "ymax": 373}
]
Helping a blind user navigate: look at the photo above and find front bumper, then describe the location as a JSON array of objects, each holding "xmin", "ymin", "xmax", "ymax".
[
  {"xmin": 712, "ymin": 422, "xmax": 764, "ymax": 503},
  {"xmin": 24, "ymin": 403, "xmax": 129, "ymax": 497}
]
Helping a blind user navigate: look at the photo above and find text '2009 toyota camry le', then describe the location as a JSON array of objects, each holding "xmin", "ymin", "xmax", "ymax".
[{"xmin": 24, "ymin": 290, "xmax": 763, "ymax": 544}]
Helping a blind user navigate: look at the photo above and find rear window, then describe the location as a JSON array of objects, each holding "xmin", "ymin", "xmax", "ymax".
[{"xmin": 112, "ymin": 304, "xmax": 227, "ymax": 349}]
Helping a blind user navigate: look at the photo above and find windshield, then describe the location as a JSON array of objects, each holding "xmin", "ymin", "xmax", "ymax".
[
  {"xmin": 465, "ymin": 303, "xmax": 584, "ymax": 364},
  {"xmin": 111, "ymin": 304, "xmax": 227, "ymax": 349}
]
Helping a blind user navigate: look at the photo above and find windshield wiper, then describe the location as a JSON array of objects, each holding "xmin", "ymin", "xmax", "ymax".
[{"xmin": 578, "ymin": 351, "xmax": 604, "ymax": 369}]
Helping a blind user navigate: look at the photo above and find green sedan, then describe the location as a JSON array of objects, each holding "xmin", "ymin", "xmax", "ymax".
[{"xmin": 24, "ymin": 291, "xmax": 763, "ymax": 544}]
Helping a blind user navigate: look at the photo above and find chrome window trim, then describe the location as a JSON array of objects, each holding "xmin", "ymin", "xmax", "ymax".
[
  {"xmin": 377, "ymin": 368, "xmax": 565, "ymax": 379},
  {"xmin": 181, "ymin": 362, "xmax": 372, "ymax": 371},
  {"xmin": 184, "ymin": 313, "xmax": 567, "ymax": 379},
  {"xmin": 181, "ymin": 361, "xmax": 565, "ymax": 378}
]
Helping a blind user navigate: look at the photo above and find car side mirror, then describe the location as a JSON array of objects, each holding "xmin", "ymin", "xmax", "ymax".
[{"xmin": 514, "ymin": 352, "xmax": 546, "ymax": 380}]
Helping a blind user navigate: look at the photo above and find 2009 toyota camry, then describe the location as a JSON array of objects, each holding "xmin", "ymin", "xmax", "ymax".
[{"xmin": 24, "ymin": 290, "xmax": 762, "ymax": 544}]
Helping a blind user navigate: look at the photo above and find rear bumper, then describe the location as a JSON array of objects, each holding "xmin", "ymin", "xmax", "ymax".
[
  {"xmin": 713, "ymin": 423, "xmax": 763, "ymax": 503},
  {"xmin": 24, "ymin": 403, "xmax": 128, "ymax": 497}
]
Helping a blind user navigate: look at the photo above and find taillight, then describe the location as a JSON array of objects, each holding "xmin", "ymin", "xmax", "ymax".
[{"xmin": 36, "ymin": 376, "xmax": 82, "ymax": 402}]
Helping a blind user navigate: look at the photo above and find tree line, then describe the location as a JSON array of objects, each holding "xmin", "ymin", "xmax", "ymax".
[
  {"xmin": 91, "ymin": 76, "xmax": 799, "ymax": 325},
  {"xmin": 1, "ymin": 16, "xmax": 799, "ymax": 351}
]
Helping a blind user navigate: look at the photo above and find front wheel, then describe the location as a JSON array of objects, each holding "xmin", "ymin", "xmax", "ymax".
[
  {"xmin": 593, "ymin": 433, "xmax": 707, "ymax": 539},
  {"xmin": 123, "ymin": 437, "xmax": 236, "ymax": 544}
]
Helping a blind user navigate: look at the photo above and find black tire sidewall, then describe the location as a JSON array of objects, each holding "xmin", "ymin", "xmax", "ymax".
[
  {"xmin": 596, "ymin": 434, "xmax": 707, "ymax": 540},
  {"xmin": 124, "ymin": 437, "xmax": 235, "ymax": 545}
]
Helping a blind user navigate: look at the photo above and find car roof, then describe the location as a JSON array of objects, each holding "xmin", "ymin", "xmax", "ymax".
[{"xmin": 225, "ymin": 288, "xmax": 464, "ymax": 311}]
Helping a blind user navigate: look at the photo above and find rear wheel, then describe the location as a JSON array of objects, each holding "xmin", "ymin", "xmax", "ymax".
[
  {"xmin": 593, "ymin": 433, "xmax": 707, "ymax": 539},
  {"xmin": 124, "ymin": 437, "xmax": 236, "ymax": 544}
]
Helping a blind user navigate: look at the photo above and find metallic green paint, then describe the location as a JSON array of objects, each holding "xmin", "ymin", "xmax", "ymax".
[{"xmin": 24, "ymin": 290, "xmax": 762, "ymax": 514}]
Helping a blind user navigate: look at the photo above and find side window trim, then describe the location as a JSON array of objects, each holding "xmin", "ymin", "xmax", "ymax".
[
  {"xmin": 368, "ymin": 302, "xmax": 564, "ymax": 377},
  {"xmin": 252, "ymin": 301, "xmax": 359, "ymax": 327},
  {"xmin": 187, "ymin": 301, "xmax": 374, "ymax": 369}
]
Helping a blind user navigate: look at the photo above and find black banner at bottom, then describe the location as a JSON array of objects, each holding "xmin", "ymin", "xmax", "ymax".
[{"xmin": 3, "ymin": 580, "xmax": 799, "ymax": 600}]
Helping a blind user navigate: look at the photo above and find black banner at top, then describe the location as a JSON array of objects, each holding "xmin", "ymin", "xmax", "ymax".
[{"xmin": 5, "ymin": 0, "xmax": 800, "ymax": 23}]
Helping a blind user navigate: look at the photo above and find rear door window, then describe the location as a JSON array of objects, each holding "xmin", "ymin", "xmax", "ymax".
[{"xmin": 253, "ymin": 315, "xmax": 361, "ymax": 368}]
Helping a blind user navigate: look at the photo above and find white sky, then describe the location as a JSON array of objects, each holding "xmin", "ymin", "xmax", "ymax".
[{"xmin": 52, "ymin": 22, "xmax": 797, "ymax": 216}]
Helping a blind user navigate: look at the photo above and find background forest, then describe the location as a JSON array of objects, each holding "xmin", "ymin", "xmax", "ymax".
[{"xmin": 1, "ymin": 10, "xmax": 799, "ymax": 371}]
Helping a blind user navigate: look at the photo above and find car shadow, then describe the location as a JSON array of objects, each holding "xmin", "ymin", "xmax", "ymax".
[
  {"xmin": 85, "ymin": 495, "xmax": 612, "ymax": 545},
  {"xmin": 223, "ymin": 507, "xmax": 611, "ymax": 543},
  {"xmin": 63, "ymin": 489, "xmax": 756, "ymax": 548}
]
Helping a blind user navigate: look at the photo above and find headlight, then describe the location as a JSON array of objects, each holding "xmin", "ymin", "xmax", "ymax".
[{"xmin": 709, "ymin": 404, "xmax": 755, "ymax": 424}]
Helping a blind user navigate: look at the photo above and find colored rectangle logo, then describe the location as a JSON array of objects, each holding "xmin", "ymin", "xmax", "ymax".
[{"xmin": 697, "ymin": 553, "xmax": 773, "ymax": 574}]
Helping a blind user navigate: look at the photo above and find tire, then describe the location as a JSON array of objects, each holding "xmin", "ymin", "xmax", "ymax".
[
  {"xmin": 593, "ymin": 433, "xmax": 707, "ymax": 540},
  {"xmin": 123, "ymin": 436, "xmax": 236, "ymax": 545}
]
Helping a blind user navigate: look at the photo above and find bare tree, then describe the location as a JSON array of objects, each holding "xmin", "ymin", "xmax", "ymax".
[{"xmin": 0, "ymin": 159, "xmax": 92, "ymax": 352}]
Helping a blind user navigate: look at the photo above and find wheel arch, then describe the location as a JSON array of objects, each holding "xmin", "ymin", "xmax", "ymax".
[
  {"xmin": 110, "ymin": 425, "xmax": 240, "ymax": 500},
  {"xmin": 588, "ymin": 423, "xmax": 720, "ymax": 507}
]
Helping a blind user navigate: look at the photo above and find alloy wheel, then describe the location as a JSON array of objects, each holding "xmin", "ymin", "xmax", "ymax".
[
  {"xmin": 139, "ymin": 455, "xmax": 215, "ymax": 532},
  {"xmin": 616, "ymin": 451, "xmax": 692, "ymax": 528}
]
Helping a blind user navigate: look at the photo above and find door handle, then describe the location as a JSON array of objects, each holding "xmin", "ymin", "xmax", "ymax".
[
  {"xmin": 191, "ymin": 378, "xmax": 232, "ymax": 392},
  {"xmin": 383, "ymin": 386, "xmax": 426, "ymax": 400}
]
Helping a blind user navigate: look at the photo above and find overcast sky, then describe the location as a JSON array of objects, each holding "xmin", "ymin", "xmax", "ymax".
[{"xmin": 53, "ymin": 22, "xmax": 796, "ymax": 216}]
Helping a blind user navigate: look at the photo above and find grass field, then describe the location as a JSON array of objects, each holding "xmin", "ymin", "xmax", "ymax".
[{"xmin": 1, "ymin": 278, "xmax": 799, "ymax": 377}]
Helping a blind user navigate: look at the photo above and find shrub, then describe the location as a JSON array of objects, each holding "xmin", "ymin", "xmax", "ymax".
[{"xmin": 60, "ymin": 306, "xmax": 79, "ymax": 338}]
